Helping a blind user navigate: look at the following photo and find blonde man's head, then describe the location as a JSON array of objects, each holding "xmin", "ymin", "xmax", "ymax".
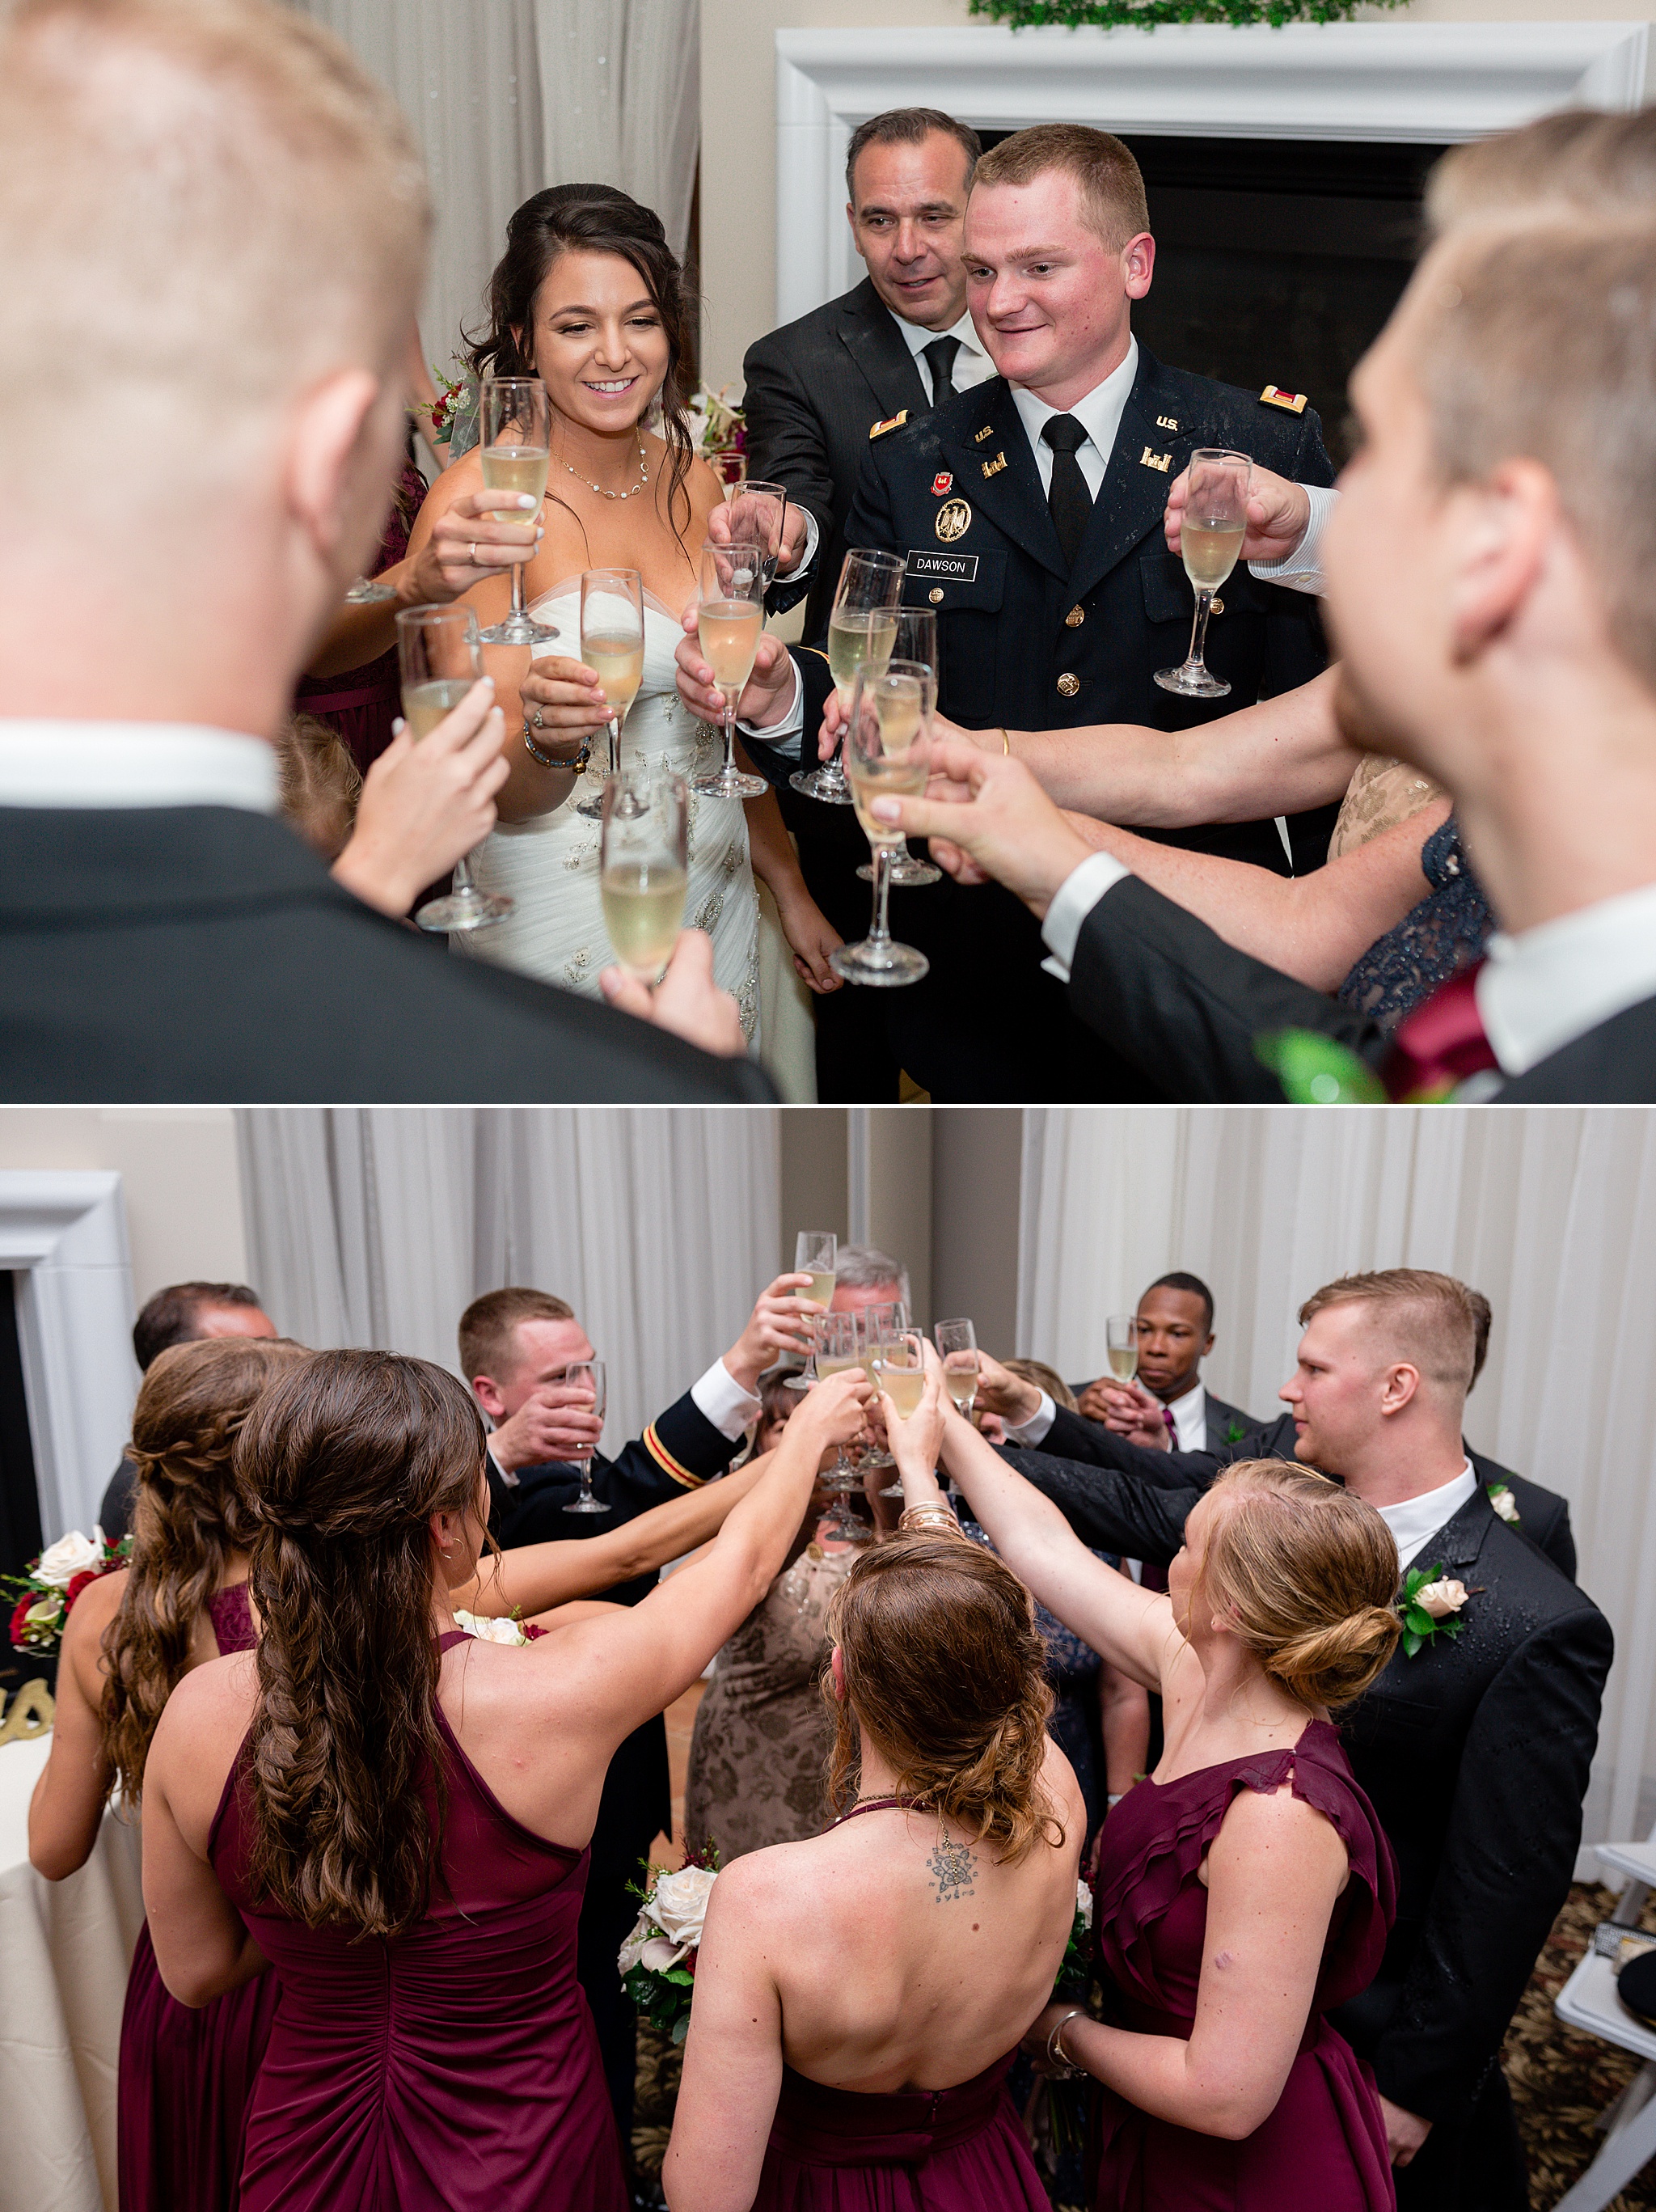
[{"xmin": 0, "ymin": 0, "xmax": 429, "ymax": 518}]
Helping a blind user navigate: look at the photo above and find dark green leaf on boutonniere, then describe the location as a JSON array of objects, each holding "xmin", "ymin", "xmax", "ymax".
[
  {"xmin": 1253, "ymin": 1030, "xmax": 1388, "ymax": 1104},
  {"xmin": 1396, "ymin": 1561, "xmax": 1471, "ymax": 1656},
  {"xmin": 1225, "ymin": 1421, "xmax": 1248, "ymax": 1444}
]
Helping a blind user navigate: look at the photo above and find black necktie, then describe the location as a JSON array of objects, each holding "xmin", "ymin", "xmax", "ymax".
[
  {"xmin": 920, "ymin": 336, "xmax": 960, "ymax": 410},
  {"xmin": 1042, "ymin": 414, "xmax": 1092, "ymax": 569}
]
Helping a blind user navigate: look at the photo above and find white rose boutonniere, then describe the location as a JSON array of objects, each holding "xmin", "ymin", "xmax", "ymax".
[
  {"xmin": 1399, "ymin": 1561, "xmax": 1476, "ymax": 1656},
  {"xmin": 1487, "ymin": 1482, "xmax": 1521, "ymax": 1525}
]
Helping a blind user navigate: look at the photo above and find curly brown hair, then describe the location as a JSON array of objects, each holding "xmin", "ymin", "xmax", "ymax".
[
  {"xmin": 824, "ymin": 1532, "xmax": 1063, "ymax": 1864},
  {"xmin": 234, "ymin": 1349, "xmax": 488, "ymax": 1940},
  {"xmin": 101, "ymin": 1335, "xmax": 309, "ymax": 1805}
]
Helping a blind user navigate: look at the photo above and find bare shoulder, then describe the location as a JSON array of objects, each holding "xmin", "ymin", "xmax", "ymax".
[
  {"xmin": 707, "ymin": 1836, "xmax": 828, "ymax": 1933},
  {"xmin": 1215, "ymin": 1774, "xmax": 1351, "ymax": 1876},
  {"xmin": 65, "ymin": 1565, "xmax": 128, "ymax": 1647},
  {"xmin": 423, "ymin": 446, "xmax": 486, "ymax": 513},
  {"xmin": 1040, "ymin": 1732, "xmax": 1088, "ymax": 1840},
  {"xmin": 151, "ymin": 1647, "xmax": 256, "ymax": 1750}
]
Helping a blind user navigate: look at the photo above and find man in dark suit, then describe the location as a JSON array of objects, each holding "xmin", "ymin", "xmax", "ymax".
[
  {"xmin": 682, "ymin": 125, "xmax": 1336, "ymax": 1101},
  {"xmin": 879, "ymin": 196, "xmax": 1656, "ymax": 1102},
  {"xmin": 97, "ymin": 1279, "xmax": 277, "ymax": 1541},
  {"xmin": 1070, "ymin": 1271, "xmax": 1259, "ymax": 1450},
  {"xmin": 985, "ymin": 1269, "xmax": 1612, "ymax": 2211},
  {"xmin": 455, "ymin": 1273, "xmax": 815, "ymax": 2144},
  {"xmin": 0, "ymin": 0, "xmax": 763, "ymax": 1104}
]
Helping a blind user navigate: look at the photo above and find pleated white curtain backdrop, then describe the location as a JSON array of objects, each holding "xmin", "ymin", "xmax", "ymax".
[
  {"xmin": 236, "ymin": 1108, "xmax": 779, "ymax": 1457},
  {"xmin": 1017, "ymin": 1107, "xmax": 1656, "ymax": 1855},
  {"xmin": 287, "ymin": 1, "xmax": 700, "ymax": 376}
]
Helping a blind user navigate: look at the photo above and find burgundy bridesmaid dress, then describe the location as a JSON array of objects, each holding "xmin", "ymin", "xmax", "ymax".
[
  {"xmin": 1090, "ymin": 1718, "xmax": 1398, "ymax": 2212},
  {"xmin": 754, "ymin": 2057, "xmax": 1050, "ymax": 2210},
  {"xmin": 119, "ymin": 1584, "xmax": 280, "ymax": 2212},
  {"xmin": 208, "ymin": 1629, "xmax": 626, "ymax": 2212}
]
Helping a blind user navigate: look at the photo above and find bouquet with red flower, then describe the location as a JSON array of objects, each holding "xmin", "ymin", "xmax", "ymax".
[
  {"xmin": 4, "ymin": 1527, "xmax": 132, "ymax": 1654},
  {"xmin": 617, "ymin": 1844, "xmax": 720, "ymax": 2045}
]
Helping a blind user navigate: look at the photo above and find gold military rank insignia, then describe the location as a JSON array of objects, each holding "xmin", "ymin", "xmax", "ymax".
[
  {"xmin": 1260, "ymin": 387, "xmax": 1307, "ymax": 414},
  {"xmin": 973, "ymin": 424, "xmax": 995, "ymax": 444},
  {"xmin": 869, "ymin": 410, "xmax": 910, "ymax": 439},
  {"xmin": 1156, "ymin": 415, "xmax": 1179, "ymax": 431},
  {"xmin": 1139, "ymin": 447, "xmax": 1172, "ymax": 473},
  {"xmin": 981, "ymin": 451, "xmax": 1008, "ymax": 478},
  {"xmin": 934, "ymin": 497, "xmax": 972, "ymax": 543}
]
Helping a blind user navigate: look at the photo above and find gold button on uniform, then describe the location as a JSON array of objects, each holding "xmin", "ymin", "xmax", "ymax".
[
  {"xmin": 1210, "ymin": 598, "xmax": 1224, "ymax": 616},
  {"xmin": 1056, "ymin": 672, "xmax": 1079, "ymax": 698},
  {"xmin": 928, "ymin": 587, "xmax": 944, "ymax": 604},
  {"xmin": 1064, "ymin": 604, "xmax": 1085, "ymax": 628}
]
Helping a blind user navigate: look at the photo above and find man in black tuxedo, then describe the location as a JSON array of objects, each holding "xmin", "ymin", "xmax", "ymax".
[
  {"xmin": 0, "ymin": 0, "xmax": 763, "ymax": 1104},
  {"xmin": 456, "ymin": 1272, "xmax": 816, "ymax": 2143},
  {"xmin": 1070, "ymin": 1271, "xmax": 1259, "ymax": 1450},
  {"xmin": 682, "ymin": 125, "xmax": 1335, "ymax": 1102},
  {"xmin": 881, "ymin": 180, "xmax": 1656, "ymax": 1100},
  {"xmin": 982, "ymin": 1269, "xmax": 1611, "ymax": 2211}
]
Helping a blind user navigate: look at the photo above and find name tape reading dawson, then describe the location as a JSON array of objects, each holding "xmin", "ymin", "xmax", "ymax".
[{"xmin": 906, "ymin": 552, "xmax": 979, "ymax": 582}]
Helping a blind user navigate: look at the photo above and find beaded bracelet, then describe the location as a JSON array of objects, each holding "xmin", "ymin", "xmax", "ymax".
[{"xmin": 524, "ymin": 725, "xmax": 589, "ymax": 775}]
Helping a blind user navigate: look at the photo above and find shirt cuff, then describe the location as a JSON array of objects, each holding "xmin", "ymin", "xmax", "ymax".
[
  {"xmin": 1004, "ymin": 1391, "xmax": 1056, "ymax": 1445},
  {"xmin": 1248, "ymin": 482, "xmax": 1337, "ymax": 597},
  {"xmin": 737, "ymin": 654, "xmax": 804, "ymax": 763},
  {"xmin": 691, "ymin": 1357, "xmax": 763, "ymax": 1442},
  {"xmin": 1039, "ymin": 851, "xmax": 1134, "ymax": 984},
  {"xmin": 778, "ymin": 507, "xmax": 821, "ymax": 585}
]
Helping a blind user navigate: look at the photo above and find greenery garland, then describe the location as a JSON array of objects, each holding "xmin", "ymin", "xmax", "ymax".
[{"xmin": 969, "ymin": 0, "xmax": 1405, "ymax": 28}]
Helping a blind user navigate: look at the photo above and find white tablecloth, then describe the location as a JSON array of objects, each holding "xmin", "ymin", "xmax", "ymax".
[{"xmin": 0, "ymin": 1730, "xmax": 144, "ymax": 2212}]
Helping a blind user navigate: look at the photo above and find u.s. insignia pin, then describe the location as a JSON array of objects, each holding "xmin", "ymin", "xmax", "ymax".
[
  {"xmin": 1156, "ymin": 414, "xmax": 1179, "ymax": 431},
  {"xmin": 973, "ymin": 424, "xmax": 995, "ymax": 445},
  {"xmin": 934, "ymin": 497, "xmax": 972, "ymax": 543},
  {"xmin": 931, "ymin": 472, "xmax": 953, "ymax": 497}
]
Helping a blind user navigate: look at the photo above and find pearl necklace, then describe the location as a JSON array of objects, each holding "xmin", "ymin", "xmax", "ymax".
[{"xmin": 560, "ymin": 438, "xmax": 650, "ymax": 502}]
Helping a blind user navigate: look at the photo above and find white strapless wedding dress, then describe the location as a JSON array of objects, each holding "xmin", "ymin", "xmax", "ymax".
[{"xmin": 455, "ymin": 584, "xmax": 761, "ymax": 1044}]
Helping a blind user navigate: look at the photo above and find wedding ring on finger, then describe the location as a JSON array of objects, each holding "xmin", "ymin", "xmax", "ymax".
[
  {"xmin": 531, "ymin": 708, "xmax": 544, "ymax": 729},
  {"xmin": 469, "ymin": 542, "xmax": 479, "ymax": 564}
]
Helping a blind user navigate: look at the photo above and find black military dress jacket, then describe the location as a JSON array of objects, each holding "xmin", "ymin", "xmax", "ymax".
[{"xmin": 761, "ymin": 349, "xmax": 1337, "ymax": 1100}]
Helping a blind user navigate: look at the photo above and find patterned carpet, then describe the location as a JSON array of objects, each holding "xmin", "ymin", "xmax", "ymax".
[{"xmin": 630, "ymin": 1881, "xmax": 1656, "ymax": 2210}]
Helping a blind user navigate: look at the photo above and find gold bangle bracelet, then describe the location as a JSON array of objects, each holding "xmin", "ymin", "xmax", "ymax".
[{"xmin": 897, "ymin": 1502, "xmax": 961, "ymax": 1536}]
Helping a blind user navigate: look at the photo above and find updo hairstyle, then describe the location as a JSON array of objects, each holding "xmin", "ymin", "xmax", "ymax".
[
  {"xmin": 234, "ymin": 1349, "xmax": 489, "ymax": 1939},
  {"xmin": 824, "ymin": 1532, "xmax": 1062, "ymax": 1863},
  {"xmin": 1198, "ymin": 1461, "xmax": 1401, "ymax": 1711}
]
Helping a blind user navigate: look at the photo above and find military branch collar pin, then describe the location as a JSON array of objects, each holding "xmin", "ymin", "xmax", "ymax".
[
  {"xmin": 1139, "ymin": 447, "xmax": 1172, "ymax": 473},
  {"xmin": 1398, "ymin": 1561, "xmax": 1480, "ymax": 1656},
  {"xmin": 982, "ymin": 451, "xmax": 1007, "ymax": 479}
]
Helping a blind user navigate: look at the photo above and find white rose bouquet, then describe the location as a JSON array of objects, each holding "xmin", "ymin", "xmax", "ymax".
[
  {"xmin": 450, "ymin": 1608, "xmax": 545, "ymax": 1646},
  {"xmin": 617, "ymin": 1851, "xmax": 720, "ymax": 2044},
  {"xmin": 5, "ymin": 1527, "xmax": 131, "ymax": 1656}
]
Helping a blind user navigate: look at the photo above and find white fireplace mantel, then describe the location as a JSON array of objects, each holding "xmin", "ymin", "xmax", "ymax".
[
  {"xmin": 0, "ymin": 1172, "xmax": 138, "ymax": 1544},
  {"xmin": 775, "ymin": 20, "xmax": 1652, "ymax": 321}
]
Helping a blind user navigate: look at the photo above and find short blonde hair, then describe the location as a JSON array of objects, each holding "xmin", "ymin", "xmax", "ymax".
[
  {"xmin": 971, "ymin": 124, "xmax": 1149, "ymax": 252},
  {"xmin": 1200, "ymin": 1461, "xmax": 1400, "ymax": 1711},
  {"xmin": 0, "ymin": 0, "xmax": 429, "ymax": 508},
  {"xmin": 1426, "ymin": 108, "xmax": 1656, "ymax": 239},
  {"xmin": 1299, "ymin": 1268, "xmax": 1478, "ymax": 1396}
]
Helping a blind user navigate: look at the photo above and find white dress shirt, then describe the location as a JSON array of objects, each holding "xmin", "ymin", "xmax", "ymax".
[
  {"xmin": 1248, "ymin": 483, "xmax": 1338, "ymax": 598},
  {"xmin": 1476, "ymin": 882, "xmax": 1656, "ymax": 1080},
  {"xmin": 889, "ymin": 305, "xmax": 997, "ymax": 405},
  {"xmin": 1374, "ymin": 1462, "xmax": 1479, "ymax": 1573},
  {"xmin": 1165, "ymin": 1379, "xmax": 1207, "ymax": 1453},
  {"xmin": 0, "ymin": 721, "xmax": 280, "ymax": 811},
  {"xmin": 1009, "ymin": 338, "xmax": 1139, "ymax": 501}
]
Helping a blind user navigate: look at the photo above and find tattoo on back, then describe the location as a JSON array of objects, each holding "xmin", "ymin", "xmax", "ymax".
[{"xmin": 927, "ymin": 1834, "xmax": 978, "ymax": 1904}]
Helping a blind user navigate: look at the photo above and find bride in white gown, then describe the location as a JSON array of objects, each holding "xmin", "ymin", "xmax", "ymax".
[
  {"xmin": 456, "ymin": 579, "xmax": 763, "ymax": 1037},
  {"xmin": 403, "ymin": 183, "xmax": 841, "ymax": 1062}
]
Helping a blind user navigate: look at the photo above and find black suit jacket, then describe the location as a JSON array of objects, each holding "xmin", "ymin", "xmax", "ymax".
[
  {"xmin": 1012, "ymin": 1449, "xmax": 1611, "ymax": 2127},
  {"xmin": 0, "ymin": 806, "xmax": 772, "ymax": 1102},
  {"xmin": 1033, "ymin": 1405, "xmax": 1577, "ymax": 1583},
  {"xmin": 750, "ymin": 353, "xmax": 1337, "ymax": 1101},
  {"xmin": 486, "ymin": 1385, "xmax": 744, "ymax": 1855},
  {"xmin": 1066, "ymin": 871, "xmax": 1656, "ymax": 1104}
]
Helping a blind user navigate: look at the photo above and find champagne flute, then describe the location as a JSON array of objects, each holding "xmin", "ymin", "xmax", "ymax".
[
  {"xmin": 792, "ymin": 548, "xmax": 904, "ymax": 803},
  {"xmin": 830, "ymin": 659, "xmax": 931, "ymax": 988},
  {"xmin": 723, "ymin": 478, "xmax": 789, "ymax": 590},
  {"xmin": 394, "ymin": 605, "xmax": 513, "ymax": 933},
  {"xmin": 813, "ymin": 1313, "xmax": 870, "ymax": 1545},
  {"xmin": 858, "ymin": 604, "xmax": 941, "ymax": 890},
  {"xmin": 476, "ymin": 376, "xmax": 557, "ymax": 646},
  {"xmin": 1155, "ymin": 447, "xmax": 1251, "ymax": 700},
  {"xmin": 561, "ymin": 1360, "xmax": 609, "ymax": 1515},
  {"xmin": 599, "ymin": 768, "xmax": 688, "ymax": 987},
  {"xmin": 873, "ymin": 1329, "xmax": 927, "ymax": 1506},
  {"xmin": 576, "ymin": 567, "xmax": 646, "ymax": 819},
  {"xmin": 786, "ymin": 1231, "xmax": 837, "ymax": 1389},
  {"xmin": 692, "ymin": 541, "xmax": 768, "ymax": 800},
  {"xmin": 1106, "ymin": 1315, "xmax": 1139, "ymax": 1385},
  {"xmin": 856, "ymin": 1301, "xmax": 907, "ymax": 1478},
  {"xmin": 934, "ymin": 1318, "xmax": 979, "ymax": 1418}
]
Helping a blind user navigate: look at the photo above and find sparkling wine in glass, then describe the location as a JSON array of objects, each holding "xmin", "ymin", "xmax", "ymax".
[
  {"xmin": 935, "ymin": 1317, "xmax": 979, "ymax": 1418},
  {"xmin": 858, "ymin": 603, "xmax": 941, "ymax": 890},
  {"xmin": 693, "ymin": 541, "xmax": 768, "ymax": 801},
  {"xmin": 561, "ymin": 1360, "xmax": 609, "ymax": 1515},
  {"xmin": 1106, "ymin": 1315, "xmax": 1139, "ymax": 1385},
  {"xmin": 813, "ymin": 1309, "xmax": 865, "ymax": 1507},
  {"xmin": 394, "ymin": 604, "xmax": 513, "ymax": 933},
  {"xmin": 599, "ymin": 768, "xmax": 688, "ymax": 986},
  {"xmin": 855, "ymin": 1301, "xmax": 907, "ymax": 1480},
  {"xmin": 723, "ymin": 478, "xmax": 789, "ymax": 590},
  {"xmin": 792, "ymin": 548, "xmax": 904, "ymax": 804},
  {"xmin": 575, "ymin": 566, "xmax": 646, "ymax": 819},
  {"xmin": 786, "ymin": 1231, "xmax": 837, "ymax": 1390},
  {"xmin": 830, "ymin": 660, "xmax": 932, "ymax": 989},
  {"xmin": 477, "ymin": 377, "xmax": 556, "ymax": 647},
  {"xmin": 1155, "ymin": 448, "xmax": 1251, "ymax": 700}
]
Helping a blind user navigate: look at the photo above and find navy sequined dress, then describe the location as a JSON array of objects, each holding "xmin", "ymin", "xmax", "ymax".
[{"xmin": 1337, "ymin": 814, "xmax": 1493, "ymax": 1036}]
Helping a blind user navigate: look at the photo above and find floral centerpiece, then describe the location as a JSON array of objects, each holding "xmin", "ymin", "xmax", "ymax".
[
  {"xmin": 617, "ymin": 1849, "xmax": 720, "ymax": 2045},
  {"xmin": 4, "ymin": 1528, "xmax": 131, "ymax": 1655},
  {"xmin": 685, "ymin": 383, "xmax": 747, "ymax": 487}
]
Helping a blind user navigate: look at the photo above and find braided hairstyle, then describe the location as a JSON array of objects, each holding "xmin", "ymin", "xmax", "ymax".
[
  {"xmin": 824, "ymin": 1532, "xmax": 1063, "ymax": 1864},
  {"xmin": 234, "ymin": 1349, "xmax": 488, "ymax": 1941},
  {"xmin": 101, "ymin": 1334, "xmax": 309, "ymax": 1805},
  {"xmin": 1197, "ymin": 1460, "xmax": 1402, "ymax": 1710}
]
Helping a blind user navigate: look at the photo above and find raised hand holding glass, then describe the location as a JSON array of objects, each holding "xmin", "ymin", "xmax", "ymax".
[
  {"xmin": 693, "ymin": 541, "xmax": 768, "ymax": 801},
  {"xmin": 394, "ymin": 604, "xmax": 513, "ymax": 933},
  {"xmin": 476, "ymin": 377, "xmax": 556, "ymax": 647},
  {"xmin": 1155, "ymin": 448, "xmax": 1251, "ymax": 700},
  {"xmin": 786, "ymin": 1231, "xmax": 836, "ymax": 1389}
]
